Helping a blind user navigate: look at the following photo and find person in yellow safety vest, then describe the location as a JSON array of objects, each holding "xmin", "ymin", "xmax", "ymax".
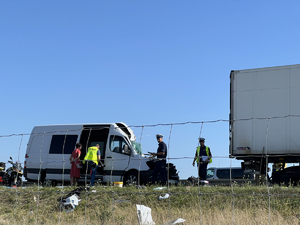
[
  {"xmin": 192, "ymin": 138, "xmax": 212, "ymax": 180},
  {"xmin": 272, "ymin": 162, "xmax": 286, "ymax": 173},
  {"xmin": 82, "ymin": 144, "xmax": 101, "ymax": 186}
]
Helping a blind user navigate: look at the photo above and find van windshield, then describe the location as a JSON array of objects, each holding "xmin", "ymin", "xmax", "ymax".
[
  {"xmin": 207, "ymin": 169, "xmax": 214, "ymax": 178},
  {"xmin": 131, "ymin": 141, "xmax": 143, "ymax": 155}
]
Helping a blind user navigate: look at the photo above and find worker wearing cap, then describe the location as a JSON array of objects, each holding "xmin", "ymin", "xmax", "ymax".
[
  {"xmin": 192, "ymin": 138, "xmax": 212, "ymax": 180},
  {"xmin": 151, "ymin": 134, "xmax": 168, "ymax": 185}
]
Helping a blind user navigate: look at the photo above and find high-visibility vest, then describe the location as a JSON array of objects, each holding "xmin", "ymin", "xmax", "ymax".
[
  {"xmin": 196, "ymin": 146, "xmax": 212, "ymax": 164},
  {"xmin": 83, "ymin": 147, "xmax": 98, "ymax": 164}
]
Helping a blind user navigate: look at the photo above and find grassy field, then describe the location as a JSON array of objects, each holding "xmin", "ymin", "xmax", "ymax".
[{"xmin": 0, "ymin": 183, "xmax": 300, "ymax": 225}]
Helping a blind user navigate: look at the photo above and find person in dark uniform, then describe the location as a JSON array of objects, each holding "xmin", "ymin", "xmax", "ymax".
[
  {"xmin": 151, "ymin": 134, "xmax": 167, "ymax": 185},
  {"xmin": 192, "ymin": 137, "xmax": 212, "ymax": 180}
]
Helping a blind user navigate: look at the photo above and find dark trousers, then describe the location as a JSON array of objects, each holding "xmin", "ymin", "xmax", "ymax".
[
  {"xmin": 87, "ymin": 161, "xmax": 98, "ymax": 186},
  {"xmin": 152, "ymin": 160, "xmax": 167, "ymax": 184},
  {"xmin": 198, "ymin": 162, "xmax": 208, "ymax": 180}
]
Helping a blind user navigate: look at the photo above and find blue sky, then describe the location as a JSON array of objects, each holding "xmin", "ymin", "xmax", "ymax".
[{"xmin": 1, "ymin": 1, "xmax": 300, "ymax": 179}]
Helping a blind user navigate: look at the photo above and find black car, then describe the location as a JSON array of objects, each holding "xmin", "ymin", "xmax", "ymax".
[{"xmin": 271, "ymin": 166, "xmax": 300, "ymax": 186}]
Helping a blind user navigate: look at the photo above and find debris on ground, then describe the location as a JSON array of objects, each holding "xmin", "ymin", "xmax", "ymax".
[
  {"xmin": 136, "ymin": 204, "xmax": 155, "ymax": 225},
  {"xmin": 58, "ymin": 187, "xmax": 89, "ymax": 212},
  {"xmin": 158, "ymin": 193, "xmax": 170, "ymax": 200},
  {"xmin": 162, "ymin": 218, "xmax": 186, "ymax": 225},
  {"xmin": 60, "ymin": 194, "xmax": 80, "ymax": 212},
  {"xmin": 153, "ymin": 187, "xmax": 166, "ymax": 191}
]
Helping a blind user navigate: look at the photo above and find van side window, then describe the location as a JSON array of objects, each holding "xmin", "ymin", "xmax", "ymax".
[
  {"xmin": 49, "ymin": 135, "xmax": 78, "ymax": 154},
  {"xmin": 231, "ymin": 169, "xmax": 244, "ymax": 179},
  {"xmin": 216, "ymin": 169, "xmax": 230, "ymax": 179},
  {"xmin": 110, "ymin": 136, "xmax": 130, "ymax": 155}
]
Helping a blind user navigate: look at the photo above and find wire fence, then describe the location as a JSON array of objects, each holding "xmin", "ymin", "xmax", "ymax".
[{"xmin": 1, "ymin": 117, "xmax": 300, "ymax": 224}]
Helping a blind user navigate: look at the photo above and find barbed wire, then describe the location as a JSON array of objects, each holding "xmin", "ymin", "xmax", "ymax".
[{"xmin": 2, "ymin": 114, "xmax": 300, "ymax": 138}]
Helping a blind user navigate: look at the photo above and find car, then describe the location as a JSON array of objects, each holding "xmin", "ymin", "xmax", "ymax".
[
  {"xmin": 206, "ymin": 167, "xmax": 255, "ymax": 185},
  {"xmin": 271, "ymin": 166, "xmax": 300, "ymax": 186}
]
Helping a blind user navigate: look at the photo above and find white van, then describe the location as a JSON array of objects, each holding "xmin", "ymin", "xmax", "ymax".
[{"xmin": 24, "ymin": 122, "xmax": 179, "ymax": 185}]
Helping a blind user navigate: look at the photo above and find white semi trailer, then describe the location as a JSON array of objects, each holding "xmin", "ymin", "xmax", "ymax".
[{"xmin": 230, "ymin": 64, "xmax": 300, "ymax": 175}]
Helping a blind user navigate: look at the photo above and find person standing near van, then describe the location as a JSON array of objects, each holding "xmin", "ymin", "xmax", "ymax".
[
  {"xmin": 83, "ymin": 144, "xmax": 101, "ymax": 186},
  {"xmin": 69, "ymin": 143, "xmax": 82, "ymax": 186},
  {"xmin": 151, "ymin": 134, "xmax": 167, "ymax": 185},
  {"xmin": 192, "ymin": 138, "xmax": 212, "ymax": 180}
]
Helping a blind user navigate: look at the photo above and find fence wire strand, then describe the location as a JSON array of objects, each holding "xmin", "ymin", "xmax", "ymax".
[{"xmin": 1, "ymin": 117, "xmax": 300, "ymax": 224}]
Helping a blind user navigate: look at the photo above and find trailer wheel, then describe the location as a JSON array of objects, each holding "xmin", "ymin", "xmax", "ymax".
[{"xmin": 123, "ymin": 171, "xmax": 139, "ymax": 186}]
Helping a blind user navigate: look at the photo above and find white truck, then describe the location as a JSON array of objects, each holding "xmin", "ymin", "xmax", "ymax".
[
  {"xmin": 24, "ymin": 122, "xmax": 179, "ymax": 185},
  {"xmin": 230, "ymin": 64, "xmax": 300, "ymax": 175}
]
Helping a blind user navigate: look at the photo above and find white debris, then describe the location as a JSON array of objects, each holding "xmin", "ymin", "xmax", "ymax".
[
  {"xmin": 171, "ymin": 218, "xmax": 186, "ymax": 224},
  {"xmin": 153, "ymin": 187, "xmax": 166, "ymax": 191},
  {"xmin": 162, "ymin": 218, "xmax": 186, "ymax": 225},
  {"xmin": 158, "ymin": 193, "xmax": 170, "ymax": 200},
  {"xmin": 136, "ymin": 204, "xmax": 155, "ymax": 225},
  {"xmin": 60, "ymin": 194, "xmax": 80, "ymax": 211}
]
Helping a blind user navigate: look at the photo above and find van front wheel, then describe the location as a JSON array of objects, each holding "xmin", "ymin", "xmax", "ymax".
[{"xmin": 123, "ymin": 171, "xmax": 139, "ymax": 186}]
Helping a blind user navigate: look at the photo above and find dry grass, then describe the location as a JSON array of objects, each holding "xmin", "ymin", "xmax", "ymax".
[{"xmin": 0, "ymin": 184, "xmax": 300, "ymax": 225}]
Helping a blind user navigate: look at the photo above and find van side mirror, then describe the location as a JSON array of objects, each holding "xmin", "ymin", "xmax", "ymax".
[{"xmin": 123, "ymin": 145, "xmax": 131, "ymax": 155}]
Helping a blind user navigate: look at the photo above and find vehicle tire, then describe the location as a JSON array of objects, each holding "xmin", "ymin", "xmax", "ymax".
[
  {"xmin": 123, "ymin": 171, "xmax": 139, "ymax": 186},
  {"xmin": 16, "ymin": 176, "xmax": 23, "ymax": 187}
]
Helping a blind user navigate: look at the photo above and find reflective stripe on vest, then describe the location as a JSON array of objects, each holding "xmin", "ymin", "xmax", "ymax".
[
  {"xmin": 196, "ymin": 146, "xmax": 212, "ymax": 164},
  {"xmin": 83, "ymin": 146, "xmax": 98, "ymax": 164}
]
